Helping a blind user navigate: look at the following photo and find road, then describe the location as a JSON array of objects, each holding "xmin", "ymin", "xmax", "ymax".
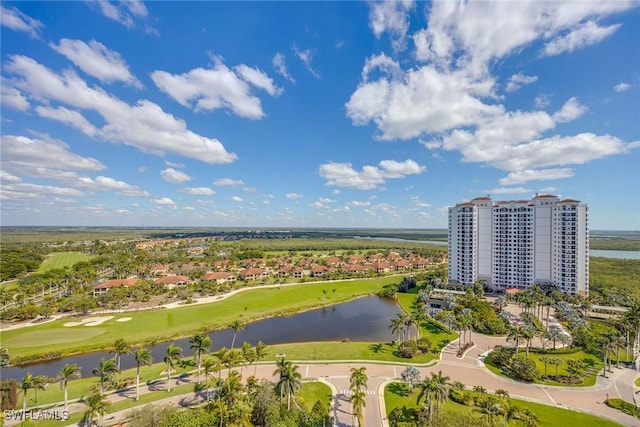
[{"xmin": 6, "ymin": 331, "xmax": 640, "ymax": 427}]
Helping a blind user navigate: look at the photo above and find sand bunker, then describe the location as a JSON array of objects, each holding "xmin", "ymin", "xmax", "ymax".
[
  {"xmin": 63, "ymin": 316, "xmax": 114, "ymax": 327},
  {"xmin": 116, "ymin": 317, "xmax": 132, "ymax": 322}
]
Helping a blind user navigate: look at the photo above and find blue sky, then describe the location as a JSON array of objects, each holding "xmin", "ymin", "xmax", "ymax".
[{"xmin": 1, "ymin": 1, "xmax": 639, "ymax": 230}]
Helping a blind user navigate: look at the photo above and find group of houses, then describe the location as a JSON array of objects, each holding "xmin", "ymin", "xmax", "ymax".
[{"xmin": 93, "ymin": 251, "xmax": 446, "ymax": 296}]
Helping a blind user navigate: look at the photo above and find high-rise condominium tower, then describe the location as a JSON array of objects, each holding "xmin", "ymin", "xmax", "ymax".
[{"xmin": 448, "ymin": 194, "xmax": 589, "ymax": 296}]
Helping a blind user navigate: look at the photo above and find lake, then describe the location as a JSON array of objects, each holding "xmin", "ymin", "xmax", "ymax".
[
  {"xmin": 1, "ymin": 296, "xmax": 408, "ymax": 380},
  {"xmin": 590, "ymin": 250, "xmax": 640, "ymax": 260}
]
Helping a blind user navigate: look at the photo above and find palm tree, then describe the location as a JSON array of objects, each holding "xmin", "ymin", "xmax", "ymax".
[
  {"xmin": 442, "ymin": 311, "xmax": 456, "ymax": 333},
  {"xmin": 474, "ymin": 396, "xmax": 504, "ymax": 425},
  {"xmin": 110, "ymin": 338, "xmax": 131, "ymax": 373},
  {"xmin": 241, "ymin": 342, "xmax": 256, "ymax": 377},
  {"xmin": 189, "ymin": 332, "xmax": 212, "ymax": 383},
  {"xmin": 31, "ymin": 375, "xmax": 46, "ymax": 405},
  {"xmin": 164, "ymin": 342, "xmax": 183, "ymax": 392},
  {"xmin": 417, "ymin": 370, "xmax": 450, "ymax": 424},
  {"xmin": 20, "ymin": 372, "xmax": 33, "ymax": 411},
  {"xmin": 545, "ymin": 328, "xmax": 563, "ymax": 350},
  {"xmin": 540, "ymin": 356, "xmax": 550, "ymax": 377},
  {"xmin": 253, "ymin": 341, "xmax": 268, "ymax": 377},
  {"xmin": 273, "ymin": 358, "xmax": 302, "ymax": 410},
  {"xmin": 56, "ymin": 363, "xmax": 81, "ymax": 411},
  {"xmin": 349, "ymin": 367, "xmax": 368, "ymax": 393},
  {"xmin": 495, "ymin": 389, "xmax": 510, "ymax": 401},
  {"xmin": 522, "ymin": 326, "xmax": 535, "ymax": 357},
  {"xmin": 350, "ymin": 389, "xmax": 366, "ymax": 426},
  {"xmin": 549, "ymin": 357, "xmax": 563, "ymax": 378},
  {"xmin": 507, "ymin": 325, "xmax": 524, "ymax": 354},
  {"xmin": 202, "ymin": 356, "xmax": 221, "ymax": 401},
  {"xmin": 82, "ymin": 392, "xmax": 110, "ymax": 427},
  {"xmin": 134, "ymin": 347, "xmax": 153, "ymax": 400},
  {"xmin": 92, "ymin": 357, "xmax": 119, "ymax": 395},
  {"xmin": 228, "ymin": 320, "xmax": 245, "ymax": 349},
  {"xmin": 389, "ymin": 315, "xmax": 404, "ymax": 344},
  {"xmin": 520, "ymin": 407, "xmax": 541, "ymax": 426}
]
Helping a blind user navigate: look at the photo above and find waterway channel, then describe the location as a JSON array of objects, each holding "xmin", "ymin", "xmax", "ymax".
[{"xmin": 2, "ymin": 296, "xmax": 408, "ymax": 380}]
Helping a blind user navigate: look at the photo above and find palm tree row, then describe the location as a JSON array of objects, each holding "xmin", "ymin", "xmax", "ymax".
[{"xmin": 349, "ymin": 367, "xmax": 368, "ymax": 427}]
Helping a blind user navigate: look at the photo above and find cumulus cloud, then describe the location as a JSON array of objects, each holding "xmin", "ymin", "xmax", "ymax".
[
  {"xmin": 231, "ymin": 196, "xmax": 244, "ymax": 202},
  {"xmin": 80, "ymin": 176, "xmax": 148, "ymax": 196},
  {"xmin": 506, "ymin": 73, "xmax": 538, "ymax": 92},
  {"xmin": 35, "ymin": 105, "xmax": 97, "ymax": 136},
  {"xmin": 153, "ymin": 197, "xmax": 176, "ymax": 206},
  {"xmin": 4, "ymin": 55, "xmax": 237, "ymax": 164},
  {"xmin": 1, "ymin": 182, "xmax": 84, "ymax": 200},
  {"xmin": 160, "ymin": 168, "xmax": 191, "ymax": 183},
  {"xmin": 213, "ymin": 178, "xmax": 244, "ymax": 187},
  {"xmin": 552, "ymin": 97, "xmax": 587, "ymax": 122},
  {"xmin": 181, "ymin": 187, "xmax": 216, "ymax": 196},
  {"xmin": 1, "ymin": 83, "xmax": 29, "ymax": 111},
  {"xmin": 50, "ymin": 39, "xmax": 141, "ymax": 87},
  {"xmin": 272, "ymin": 52, "xmax": 295, "ymax": 83},
  {"xmin": 319, "ymin": 159, "xmax": 425, "ymax": 190},
  {"xmin": 0, "ymin": 5, "xmax": 43, "ymax": 38},
  {"xmin": 90, "ymin": 0, "xmax": 148, "ymax": 29},
  {"xmin": 285, "ymin": 192, "xmax": 304, "ymax": 199},
  {"xmin": 151, "ymin": 56, "xmax": 279, "ymax": 119},
  {"xmin": 368, "ymin": 0, "xmax": 414, "ymax": 52},
  {"xmin": 614, "ymin": 82, "xmax": 632, "ymax": 92},
  {"xmin": 499, "ymin": 168, "xmax": 575, "ymax": 185},
  {"xmin": 1, "ymin": 134, "xmax": 105, "ymax": 173},
  {"xmin": 541, "ymin": 21, "xmax": 621, "ymax": 57}
]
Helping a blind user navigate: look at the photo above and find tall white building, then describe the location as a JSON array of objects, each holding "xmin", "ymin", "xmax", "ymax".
[{"xmin": 448, "ymin": 194, "xmax": 589, "ymax": 296}]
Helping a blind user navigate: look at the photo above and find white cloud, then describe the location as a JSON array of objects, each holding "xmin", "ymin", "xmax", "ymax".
[
  {"xmin": 541, "ymin": 21, "xmax": 621, "ymax": 57},
  {"xmin": 1, "ymin": 182, "xmax": 84, "ymax": 200},
  {"xmin": 347, "ymin": 200, "xmax": 370, "ymax": 207},
  {"xmin": 1, "ymin": 83, "xmax": 29, "ymax": 111},
  {"xmin": 368, "ymin": 0, "xmax": 414, "ymax": 52},
  {"xmin": 235, "ymin": 64, "xmax": 282, "ymax": 96},
  {"xmin": 151, "ymin": 56, "xmax": 279, "ymax": 119},
  {"xmin": 292, "ymin": 44, "xmax": 320, "ymax": 79},
  {"xmin": 160, "ymin": 168, "xmax": 191, "ymax": 183},
  {"xmin": 272, "ymin": 52, "xmax": 295, "ymax": 83},
  {"xmin": 0, "ymin": 5, "xmax": 43, "ymax": 38},
  {"xmin": 506, "ymin": 73, "xmax": 538, "ymax": 92},
  {"xmin": 614, "ymin": 82, "xmax": 632, "ymax": 93},
  {"xmin": 410, "ymin": 197, "xmax": 431, "ymax": 208},
  {"xmin": 87, "ymin": 176, "xmax": 149, "ymax": 196},
  {"xmin": 50, "ymin": 39, "xmax": 141, "ymax": 87},
  {"xmin": 319, "ymin": 159, "xmax": 425, "ymax": 190},
  {"xmin": 1, "ymin": 134, "xmax": 105, "ymax": 173},
  {"xmin": 487, "ymin": 187, "xmax": 532, "ymax": 195},
  {"xmin": 91, "ymin": 0, "xmax": 148, "ymax": 29},
  {"xmin": 346, "ymin": 59, "xmax": 501, "ymax": 140},
  {"xmin": 285, "ymin": 192, "xmax": 304, "ymax": 199},
  {"xmin": 231, "ymin": 196, "xmax": 244, "ymax": 202},
  {"xmin": 35, "ymin": 105, "xmax": 97, "ymax": 136},
  {"xmin": 213, "ymin": 178, "xmax": 244, "ymax": 187},
  {"xmin": 534, "ymin": 93, "xmax": 552, "ymax": 109},
  {"xmin": 552, "ymin": 97, "xmax": 587, "ymax": 122},
  {"xmin": 182, "ymin": 187, "xmax": 216, "ymax": 196},
  {"xmin": 165, "ymin": 161, "xmax": 185, "ymax": 168},
  {"xmin": 4, "ymin": 55, "xmax": 237, "ymax": 164},
  {"xmin": 499, "ymin": 168, "xmax": 575, "ymax": 185},
  {"xmin": 153, "ymin": 197, "xmax": 176, "ymax": 206}
]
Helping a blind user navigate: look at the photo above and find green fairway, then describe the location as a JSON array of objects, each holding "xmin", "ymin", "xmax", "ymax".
[
  {"xmin": 3, "ymin": 277, "xmax": 400, "ymax": 361},
  {"xmin": 7, "ymin": 327, "xmax": 108, "ymax": 347},
  {"xmin": 36, "ymin": 252, "xmax": 91, "ymax": 272},
  {"xmin": 385, "ymin": 382, "xmax": 621, "ymax": 427}
]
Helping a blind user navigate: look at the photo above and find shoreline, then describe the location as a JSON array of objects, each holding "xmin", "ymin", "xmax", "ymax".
[{"xmin": 3, "ymin": 276, "xmax": 405, "ymax": 366}]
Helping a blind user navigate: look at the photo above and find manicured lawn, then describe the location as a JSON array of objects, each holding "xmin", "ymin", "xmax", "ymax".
[
  {"xmin": 299, "ymin": 381, "xmax": 332, "ymax": 412},
  {"xmin": 396, "ymin": 291, "xmax": 458, "ymax": 349},
  {"xmin": 635, "ymin": 377, "xmax": 640, "ymax": 387},
  {"xmin": 3, "ymin": 277, "xmax": 399, "ymax": 360},
  {"xmin": 485, "ymin": 348, "xmax": 603, "ymax": 387},
  {"xmin": 36, "ymin": 252, "xmax": 91, "ymax": 273},
  {"xmin": 266, "ymin": 341, "xmax": 439, "ymax": 364},
  {"xmin": 385, "ymin": 382, "xmax": 621, "ymax": 427}
]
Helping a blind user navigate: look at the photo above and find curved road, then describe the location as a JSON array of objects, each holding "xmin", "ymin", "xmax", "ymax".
[{"xmin": 7, "ymin": 333, "xmax": 639, "ymax": 426}]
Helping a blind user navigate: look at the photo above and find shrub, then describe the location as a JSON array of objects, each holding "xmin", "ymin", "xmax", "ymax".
[
  {"xmin": 416, "ymin": 336, "xmax": 432, "ymax": 353},
  {"xmin": 510, "ymin": 355, "xmax": 539, "ymax": 382},
  {"xmin": 606, "ymin": 398, "xmax": 640, "ymax": 419},
  {"xmin": 490, "ymin": 346, "xmax": 513, "ymax": 367},
  {"xmin": 398, "ymin": 340, "xmax": 418, "ymax": 358}
]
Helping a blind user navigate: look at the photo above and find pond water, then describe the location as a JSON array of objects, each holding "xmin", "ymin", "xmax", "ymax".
[
  {"xmin": 2, "ymin": 296, "xmax": 408, "ymax": 380},
  {"xmin": 589, "ymin": 250, "xmax": 640, "ymax": 260}
]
